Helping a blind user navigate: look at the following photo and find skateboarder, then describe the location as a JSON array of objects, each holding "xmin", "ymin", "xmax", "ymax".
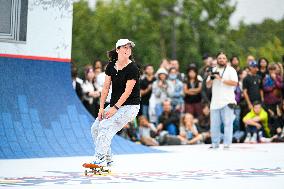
[{"xmin": 90, "ymin": 39, "xmax": 140, "ymax": 167}]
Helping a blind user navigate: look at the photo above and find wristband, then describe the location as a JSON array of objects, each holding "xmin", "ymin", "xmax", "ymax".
[{"xmin": 114, "ymin": 104, "xmax": 120, "ymax": 110}]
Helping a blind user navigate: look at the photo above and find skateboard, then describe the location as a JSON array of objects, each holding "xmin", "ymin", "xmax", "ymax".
[{"xmin": 82, "ymin": 163, "xmax": 111, "ymax": 176}]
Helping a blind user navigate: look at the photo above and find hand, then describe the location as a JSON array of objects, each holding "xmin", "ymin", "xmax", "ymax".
[
  {"xmin": 157, "ymin": 123, "xmax": 163, "ymax": 131},
  {"xmin": 214, "ymin": 74, "xmax": 221, "ymax": 80},
  {"xmin": 271, "ymin": 73, "xmax": 277, "ymax": 80},
  {"xmin": 105, "ymin": 107, "xmax": 118, "ymax": 119},
  {"xmin": 268, "ymin": 109, "xmax": 275, "ymax": 117},
  {"xmin": 98, "ymin": 108, "xmax": 104, "ymax": 121},
  {"xmin": 158, "ymin": 81, "xmax": 163, "ymax": 87},
  {"xmin": 89, "ymin": 91, "xmax": 100, "ymax": 97},
  {"xmin": 248, "ymin": 103, "xmax": 253, "ymax": 110}
]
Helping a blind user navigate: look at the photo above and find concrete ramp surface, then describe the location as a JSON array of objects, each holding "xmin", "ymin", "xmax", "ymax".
[{"xmin": 0, "ymin": 57, "xmax": 159, "ymax": 159}]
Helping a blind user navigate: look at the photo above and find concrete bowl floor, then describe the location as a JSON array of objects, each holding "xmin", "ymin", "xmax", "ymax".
[{"xmin": 0, "ymin": 143, "xmax": 284, "ymax": 189}]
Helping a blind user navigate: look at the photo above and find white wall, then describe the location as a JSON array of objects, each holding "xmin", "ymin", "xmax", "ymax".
[{"xmin": 0, "ymin": 0, "xmax": 73, "ymax": 59}]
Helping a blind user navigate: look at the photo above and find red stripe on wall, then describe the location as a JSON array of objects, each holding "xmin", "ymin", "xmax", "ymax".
[{"xmin": 0, "ymin": 53, "xmax": 71, "ymax": 62}]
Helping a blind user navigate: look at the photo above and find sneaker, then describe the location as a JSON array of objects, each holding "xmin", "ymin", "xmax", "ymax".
[
  {"xmin": 156, "ymin": 131, "xmax": 169, "ymax": 145},
  {"xmin": 209, "ymin": 144, "xmax": 219, "ymax": 149},
  {"xmin": 106, "ymin": 155, "xmax": 113, "ymax": 167},
  {"xmin": 244, "ymin": 133, "xmax": 251, "ymax": 143},
  {"xmin": 259, "ymin": 137, "xmax": 271, "ymax": 143},
  {"xmin": 258, "ymin": 131, "xmax": 263, "ymax": 139},
  {"xmin": 92, "ymin": 156, "xmax": 107, "ymax": 167},
  {"xmin": 223, "ymin": 144, "xmax": 230, "ymax": 149},
  {"xmin": 250, "ymin": 133, "xmax": 257, "ymax": 144}
]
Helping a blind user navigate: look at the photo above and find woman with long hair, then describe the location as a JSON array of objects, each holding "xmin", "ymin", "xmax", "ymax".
[
  {"xmin": 90, "ymin": 39, "xmax": 140, "ymax": 167},
  {"xmin": 257, "ymin": 57, "xmax": 269, "ymax": 80},
  {"xmin": 183, "ymin": 64, "xmax": 202, "ymax": 117}
]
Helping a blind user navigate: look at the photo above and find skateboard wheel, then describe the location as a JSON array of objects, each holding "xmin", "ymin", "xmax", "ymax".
[{"xmin": 84, "ymin": 170, "xmax": 88, "ymax": 176}]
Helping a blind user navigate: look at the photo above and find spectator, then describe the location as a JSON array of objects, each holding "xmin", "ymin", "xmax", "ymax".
[
  {"xmin": 81, "ymin": 65, "xmax": 100, "ymax": 118},
  {"xmin": 275, "ymin": 62, "xmax": 284, "ymax": 97},
  {"xmin": 95, "ymin": 62, "xmax": 112, "ymax": 108},
  {"xmin": 138, "ymin": 116, "xmax": 159, "ymax": 146},
  {"xmin": 206, "ymin": 52, "xmax": 238, "ymax": 148},
  {"xmin": 170, "ymin": 59, "xmax": 185, "ymax": 81},
  {"xmin": 199, "ymin": 54, "xmax": 213, "ymax": 79},
  {"xmin": 140, "ymin": 64, "xmax": 156, "ymax": 119},
  {"xmin": 159, "ymin": 58, "xmax": 171, "ymax": 71},
  {"xmin": 243, "ymin": 101, "xmax": 269, "ymax": 143},
  {"xmin": 179, "ymin": 113, "xmax": 201, "ymax": 145},
  {"xmin": 275, "ymin": 62, "xmax": 284, "ymax": 81},
  {"xmin": 117, "ymin": 121, "xmax": 139, "ymax": 142},
  {"xmin": 157, "ymin": 99, "xmax": 180, "ymax": 135},
  {"xmin": 184, "ymin": 64, "xmax": 202, "ymax": 117},
  {"xmin": 71, "ymin": 64, "xmax": 83, "ymax": 99},
  {"xmin": 271, "ymin": 101, "xmax": 284, "ymax": 142},
  {"xmin": 237, "ymin": 69, "xmax": 248, "ymax": 131},
  {"xmin": 257, "ymin": 57, "xmax": 269, "ymax": 80},
  {"xmin": 246, "ymin": 55, "xmax": 255, "ymax": 66},
  {"xmin": 263, "ymin": 63, "xmax": 283, "ymax": 113},
  {"xmin": 196, "ymin": 103, "xmax": 211, "ymax": 144},
  {"xmin": 93, "ymin": 59, "xmax": 103, "ymax": 72},
  {"xmin": 230, "ymin": 56, "xmax": 241, "ymax": 72},
  {"xmin": 200, "ymin": 56, "xmax": 214, "ymax": 104},
  {"xmin": 158, "ymin": 113, "xmax": 206, "ymax": 145},
  {"xmin": 149, "ymin": 68, "xmax": 173, "ymax": 124},
  {"xmin": 243, "ymin": 61, "xmax": 263, "ymax": 110},
  {"xmin": 168, "ymin": 67, "xmax": 184, "ymax": 113}
]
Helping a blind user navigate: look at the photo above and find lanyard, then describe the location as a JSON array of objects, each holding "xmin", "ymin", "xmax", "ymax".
[{"xmin": 218, "ymin": 65, "xmax": 227, "ymax": 78}]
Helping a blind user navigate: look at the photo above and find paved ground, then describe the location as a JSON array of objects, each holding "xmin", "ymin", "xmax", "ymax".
[{"xmin": 1, "ymin": 143, "xmax": 284, "ymax": 189}]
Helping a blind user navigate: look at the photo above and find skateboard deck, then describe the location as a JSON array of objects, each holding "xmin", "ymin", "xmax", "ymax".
[{"xmin": 82, "ymin": 163, "xmax": 111, "ymax": 176}]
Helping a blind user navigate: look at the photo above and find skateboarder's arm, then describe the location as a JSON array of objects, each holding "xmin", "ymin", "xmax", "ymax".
[{"xmin": 100, "ymin": 75, "xmax": 111, "ymax": 109}]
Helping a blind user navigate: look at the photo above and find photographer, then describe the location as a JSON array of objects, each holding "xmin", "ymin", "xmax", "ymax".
[{"xmin": 206, "ymin": 52, "xmax": 238, "ymax": 149}]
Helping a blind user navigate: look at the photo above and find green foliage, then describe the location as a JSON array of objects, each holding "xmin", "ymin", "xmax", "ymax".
[
  {"xmin": 71, "ymin": 0, "xmax": 284, "ymax": 74},
  {"xmin": 72, "ymin": 0, "xmax": 236, "ymax": 73}
]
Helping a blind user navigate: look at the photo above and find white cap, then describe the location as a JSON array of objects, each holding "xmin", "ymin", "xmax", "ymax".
[
  {"xmin": 116, "ymin": 39, "xmax": 135, "ymax": 48},
  {"xmin": 155, "ymin": 68, "xmax": 168, "ymax": 77}
]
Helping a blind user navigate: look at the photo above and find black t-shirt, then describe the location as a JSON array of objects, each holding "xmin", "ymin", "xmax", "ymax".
[
  {"xmin": 140, "ymin": 77, "xmax": 156, "ymax": 105},
  {"xmin": 257, "ymin": 70, "xmax": 268, "ymax": 80},
  {"xmin": 243, "ymin": 74, "xmax": 262, "ymax": 103},
  {"xmin": 184, "ymin": 81, "xmax": 202, "ymax": 103},
  {"xmin": 105, "ymin": 61, "xmax": 140, "ymax": 106},
  {"xmin": 158, "ymin": 111, "xmax": 180, "ymax": 135}
]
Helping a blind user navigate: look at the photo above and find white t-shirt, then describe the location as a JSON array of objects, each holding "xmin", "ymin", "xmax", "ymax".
[
  {"xmin": 95, "ymin": 72, "xmax": 112, "ymax": 103},
  {"xmin": 209, "ymin": 65, "xmax": 238, "ymax": 110}
]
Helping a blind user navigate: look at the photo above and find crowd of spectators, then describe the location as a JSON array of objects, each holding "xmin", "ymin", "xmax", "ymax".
[{"xmin": 72, "ymin": 54, "xmax": 284, "ymax": 146}]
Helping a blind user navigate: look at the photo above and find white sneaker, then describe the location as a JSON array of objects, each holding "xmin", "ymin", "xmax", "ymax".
[
  {"xmin": 250, "ymin": 133, "xmax": 257, "ymax": 144},
  {"xmin": 92, "ymin": 156, "xmax": 107, "ymax": 167},
  {"xmin": 260, "ymin": 137, "xmax": 271, "ymax": 143},
  {"xmin": 223, "ymin": 144, "xmax": 230, "ymax": 149},
  {"xmin": 106, "ymin": 155, "xmax": 113, "ymax": 167},
  {"xmin": 244, "ymin": 133, "xmax": 251, "ymax": 143}
]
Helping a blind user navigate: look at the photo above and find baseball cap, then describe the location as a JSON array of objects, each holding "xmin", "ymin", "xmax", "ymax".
[
  {"xmin": 116, "ymin": 39, "xmax": 135, "ymax": 48},
  {"xmin": 249, "ymin": 60, "xmax": 258, "ymax": 67}
]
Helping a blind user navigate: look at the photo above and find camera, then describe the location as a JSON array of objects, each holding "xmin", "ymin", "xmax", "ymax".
[{"xmin": 210, "ymin": 71, "xmax": 220, "ymax": 80}]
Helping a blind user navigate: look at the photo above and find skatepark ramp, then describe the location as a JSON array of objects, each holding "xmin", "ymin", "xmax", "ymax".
[{"xmin": 0, "ymin": 0, "xmax": 159, "ymax": 159}]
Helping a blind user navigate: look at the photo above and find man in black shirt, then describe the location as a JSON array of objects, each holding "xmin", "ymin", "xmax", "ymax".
[
  {"xmin": 243, "ymin": 61, "xmax": 264, "ymax": 110},
  {"xmin": 157, "ymin": 100, "xmax": 180, "ymax": 136},
  {"xmin": 140, "ymin": 64, "xmax": 156, "ymax": 119}
]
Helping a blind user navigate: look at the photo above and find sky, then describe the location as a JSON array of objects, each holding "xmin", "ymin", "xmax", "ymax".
[
  {"xmin": 86, "ymin": 0, "xmax": 284, "ymax": 27},
  {"xmin": 230, "ymin": 0, "xmax": 284, "ymax": 27}
]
